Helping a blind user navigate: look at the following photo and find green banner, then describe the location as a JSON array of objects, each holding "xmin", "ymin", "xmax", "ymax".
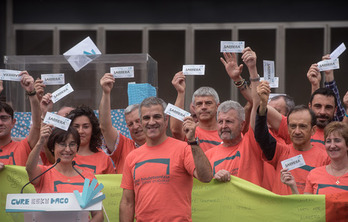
[{"xmin": 1, "ymin": 166, "xmax": 326, "ymax": 222}]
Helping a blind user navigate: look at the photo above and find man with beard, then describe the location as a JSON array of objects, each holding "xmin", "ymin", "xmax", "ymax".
[
  {"xmin": 119, "ymin": 97, "xmax": 212, "ymax": 221},
  {"xmin": 99, "ymin": 73, "xmax": 146, "ymax": 174}
]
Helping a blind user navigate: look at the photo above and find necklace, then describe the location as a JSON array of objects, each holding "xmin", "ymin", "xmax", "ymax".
[{"xmin": 329, "ymin": 165, "xmax": 348, "ymax": 185}]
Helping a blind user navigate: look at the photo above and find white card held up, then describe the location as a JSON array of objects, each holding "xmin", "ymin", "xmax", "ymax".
[
  {"xmin": 164, "ymin": 103, "xmax": 191, "ymax": 122},
  {"xmin": 66, "ymin": 54, "xmax": 93, "ymax": 72},
  {"xmin": 220, "ymin": 41, "xmax": 245, "ymax": 53},
  {"xmin": 110, "ymin": 66, "xmax": 134, "ymax": 78},
  {"xmin": 260, "ymin": 77, "xmax": 279, "ymax": 88},
  {"xmin": 330, "ymin": 43, "xmax": 346, "ymax": 60},
  {"xmin": 51, "ymin": 83, "xmax": 74, "ymax": 103},
  {"xmin": 63, "ymin": 36, "xmax": 101, "ymax": 56},
  {"xmin": 281, "ymin": 154, "xmax": 306, "ymax": 171},
  {"xmin": 41, "ymin": 73, "xmax": 65, "ymax": 85},
  {"xmin": 0, "ymin": 69, "xmax": 22, "ymax": 81},
  {"xmin": 182, "ymin": 65, "xmax": 205, "ymax": 75},
  {"xmin": 43, "ymin": 112, "xmax": 71, "ymax": 131},
  {"xmin": 317, "ymin": 59, "xmax": 340, "ymax": 72},
  {"xmin": 263, "ymin": 60, "xmax": 275, "ymax": 80}
]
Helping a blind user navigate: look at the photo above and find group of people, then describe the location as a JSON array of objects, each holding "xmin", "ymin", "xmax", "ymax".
[{"xmin": 0, "ymin": 45, "xmax": 348, "ymax": 221}]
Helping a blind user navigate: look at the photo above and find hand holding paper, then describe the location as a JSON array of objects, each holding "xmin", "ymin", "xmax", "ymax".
[{"xmin": 182, "ymin": 116, "xmax": 197, "ymax": 142}]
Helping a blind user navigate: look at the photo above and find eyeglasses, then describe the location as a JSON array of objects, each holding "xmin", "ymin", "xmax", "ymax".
[
  {"xmin": 57, "ymin": 142, "xmax": 78, "ymax": 149},
  {"xmin": 0, "ymin": 115, "xmax": 12, "ymax": 122}
]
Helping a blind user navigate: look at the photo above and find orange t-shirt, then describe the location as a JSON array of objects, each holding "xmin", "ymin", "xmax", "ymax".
[
  {"xmin": 304, "ymin": 166, "xmax": 348, "ymax": 194},
  {"xmin": 205, "ymin": 128, "xmax": 264, "ymax": 187},
  {"xmin": 195, "ymin": 126, "xmax": 222, "ymax": 152},
  {"xmin": 74, "ymin": 149, "xmax": 115, "ymax": 174},
  {"xmin": 0, "ymin": 138, "xmax": 31, "ymax": 166},
  {"xmin": 121, "ymin": 137, "xmax": 195, "ymax": 222},
  {"xmin": 310, "ymin": 128, "xmax": 325, "ymax": 149},
  {"xmin": 267, "ymin": 143, "xmax": 330, "ymax": 195},
  {"xmin": 34, "ymin": 165, "xmax": 96, "ymax": 193},
  {"xmin": 110, "ymin": 133, "xmax": 137, "ymax": 174}
]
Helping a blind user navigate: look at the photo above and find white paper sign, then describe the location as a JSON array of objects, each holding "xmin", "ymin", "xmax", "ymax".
[
  {"xmin": 263, "ymin": 60, "xmax": 275, "ymax": 80},
  {"xmin": 0, "ymin": 69, "xmax": 22, "ymax": 81},
  {"xmin": 220, "ymin": 41, "xmax": 245, "ymax": 53},
  {"xmin": 182, "ymin": 65, "xmax": 205, "ymax": 75},
  {"xmin": 43, "ymin": 112, "xmax": 72, "ymax": 131},
  {"xmin": 281, "ymin": 154, "xmax": 306, "ymax": 171},
  {"xmin": 317, "ymin": 58, "xmax": 340, "ymax": 71},
  {"xmin": 110, "ymin": 66, "xmax": 134, "ymax": 78},
  {"xmin": 63, "ymin": 37, "xmax": 101, "ymax": 72},
  {"xmin": 51, "ymin": 83, "xmax": 74, "ymax": 103},
  {"xmin": 164, "ymin": 103, "xmax": 191, "ymax": 121},
  {"xmin": 41, "ymin": 74, "xmax": 65, "ymax": 85},
  {"xmin": 330, "ymin": 43, "xmax": 346, "ymax": 60},
  {"xmin": 260, "ymin": 77, "xmax": 279, "ymax": 88}
]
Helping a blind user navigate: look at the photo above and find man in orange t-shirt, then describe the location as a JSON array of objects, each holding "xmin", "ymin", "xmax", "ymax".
[
  {"xmin": 99, "ymin": 73, "xmax": 146, "ymax": 174},
  {"xmin": 255, "ymin": 81, "xmax": 330, "ymax": 195},
  {"xmin": 0, "ymin": 71, "xmax": 41, "ymax": 170},
  {"xmin": 205, "ymin": 100, "xmax": 263, "ymax": 186},
  {"xmin": 119, "ymin": 97, "xmax": 212, "ymax": 222}
]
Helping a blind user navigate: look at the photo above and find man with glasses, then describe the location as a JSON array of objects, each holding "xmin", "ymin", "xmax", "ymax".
[{"xmin": 0, "ymin": 71, "xmax": 41, "ymax": 171}]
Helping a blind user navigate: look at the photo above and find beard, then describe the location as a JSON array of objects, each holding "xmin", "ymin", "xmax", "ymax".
[{"xmin": 316, "ymin": 114, "xmax": 332, "ymax": 129}]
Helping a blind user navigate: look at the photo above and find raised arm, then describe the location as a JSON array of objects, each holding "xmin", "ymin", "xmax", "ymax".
[
  {"xmin": 40, "ymin": 93, "xmax": 53, "ymax": 118},
  {"xmin": 99, "ymin": 73, "xmax": 119, "ymax": 152},
  {"xmin": 26, "ymin": 124, "xmax": 52, "ymax": 186},
  {"xmin": 254, "ymin": 81, "xmax": 277, "ymax": 160},
  {"xmin": 322, "ymin": 54, "xmax": 346, "ymax": 122},
  {"xmin": 34, "ymin": 78, "xmax": 46, "ymax": 102},
  {"xmin": 183, "ymin": 116, "xmax": 213, "ymax": 183},
  {"xmin": 170, "ymin": 71, "xmax": 186, "ymax": 140},
  {"xmin": 20, "ymin": 71, "xmax": 41, "ymax": 149},
  {"xmin": 220, "ymin": 52, "xmax": 252, "ymax": 103},
  {"xmin": 307, "ymin": 64, "xmax": 321, "ymax": 95},
  {"xmin": 343, "ymin": 91, "xmax": 348, "ymax": 125}
]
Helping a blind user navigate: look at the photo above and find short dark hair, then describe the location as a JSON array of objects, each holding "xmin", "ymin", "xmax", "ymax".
[
  {"xmin": 287, "ymin": 105, "xmax": 317, "ymax": 127},
  {"xmin": 47, "ymin": 127, "xmax": 80, "ymax": 155},
  {"xmin": 0, "ymin": 101, "xmax": 14, "ymax": 119},
  {"xmin": 310, "ymin": 88, "xmax": 337, "ymax": 107},
  {"xmin": 66, "ymin": 105, "xmax": 101, "ymax": 153}
]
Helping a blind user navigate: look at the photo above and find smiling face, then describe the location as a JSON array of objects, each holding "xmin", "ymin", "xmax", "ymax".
[
  {"xmin": 125, "ymin": 109, "xmax": 145, "ymax": 145},
  {"xmin": 72, "ymin": 115, "xmax": 92, "ymax": 148},
  {"xmin": 0, "ymin": 109, "xmax": 15, "ymax": 139},
  {"xmin": 217, "ymin": 109, "xmax": 244, "ymax": 143},
  {"xmin": 309, "ymin": 94, "xmax": 336, "ymax": 129},
  {"xmin": 54, "ymin": 134, "xmax": 78, "ymax": 163},
  {"xmin": 325, "ymin": 131, "xmax": 348, "ymax": 160},
  {"xmin": 140, "ymin": 104, "xmax": 168, "ymax": 144},
  {"xmin": 193, "ymin": 96, "xmax": 218, "ymax": 122}
]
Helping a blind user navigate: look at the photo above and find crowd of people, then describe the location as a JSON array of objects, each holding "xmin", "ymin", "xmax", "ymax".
[{"xmin": 0, "ymin": 46, "xmax": 347, "ymax": 221}]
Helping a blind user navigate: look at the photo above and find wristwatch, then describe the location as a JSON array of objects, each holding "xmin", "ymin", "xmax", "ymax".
[{"xmin": 187, "ymin": 138, "xmax": 199, "ymax": 145}]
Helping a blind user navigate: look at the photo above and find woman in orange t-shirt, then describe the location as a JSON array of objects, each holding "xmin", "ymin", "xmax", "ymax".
[
  {"xmin": 26, "ymin": 125, "xmax": 103, "ymax": 222},
  {"xmin": 281, "ymin": 121, "xmax": 348, "ymax": 194}
]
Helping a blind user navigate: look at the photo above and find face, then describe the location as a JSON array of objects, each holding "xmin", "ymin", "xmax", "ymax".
[
  {"xmin": 269, "ymin": 97, "xmax": 287, "ymax": 116},
  {"xmin": 72, "ymin": 116, "xmax": 92, "ymax": 147},
  {"xmin": 217, "ymin": 109, "xmax": 244, "ymax": 142},
  {"xmin": 193, "ymin": 96, "xmax": 218, "ymax": 122},
  {"xmin": 140, "ymin": 104, "xmax": 168, "ymax": 142},
  {"xmin": 0, "ymin": 109, "xmax": 15, "ymax": 139},
  {"xmin": 288, "ymin": 110, "xmax": 315, "ymax": 148},
  {"xmin": 125, "ymin": 109, "xmax": 145, "ymax": 144},
  {"xmin": 309, "ymin": 95, "xmax": 336, "ymax": 129},
  {"xmin": 54, "ymin": 134, "xmax": 78, "ymax": 163},
  {"xmin": 325, "ymin": 131, "xmax": 348, "ymax": 160}
]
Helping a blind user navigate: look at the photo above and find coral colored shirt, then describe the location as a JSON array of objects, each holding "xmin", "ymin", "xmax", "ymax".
[
  {"xmin": 205, "ymin": 127, "xmax": 264, "ymax": 186},
  {"xmin": 34, "ymin": 165, "xmax": 96, "ymax": 193},
  {"xmin": 304, "ymin": 166, "xmax": 348, "ymax": 194},
  {"xmin": 121, "ymin": 137, "xmax": 195, "ymax": 222},
  {"xmin": 74, "ymin": 149, "xmax": 115, "ymax": 174},
  {"xmin": 267, "ymin": 143, "xmax": 330, "ymax": 195},
  {"xmin": 0, "ymin": 138, "xmax": 31, "ymax": 166},
  {"xmin": 194, "ymin": 126, "xmax": 222, "ymax": 152}
]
